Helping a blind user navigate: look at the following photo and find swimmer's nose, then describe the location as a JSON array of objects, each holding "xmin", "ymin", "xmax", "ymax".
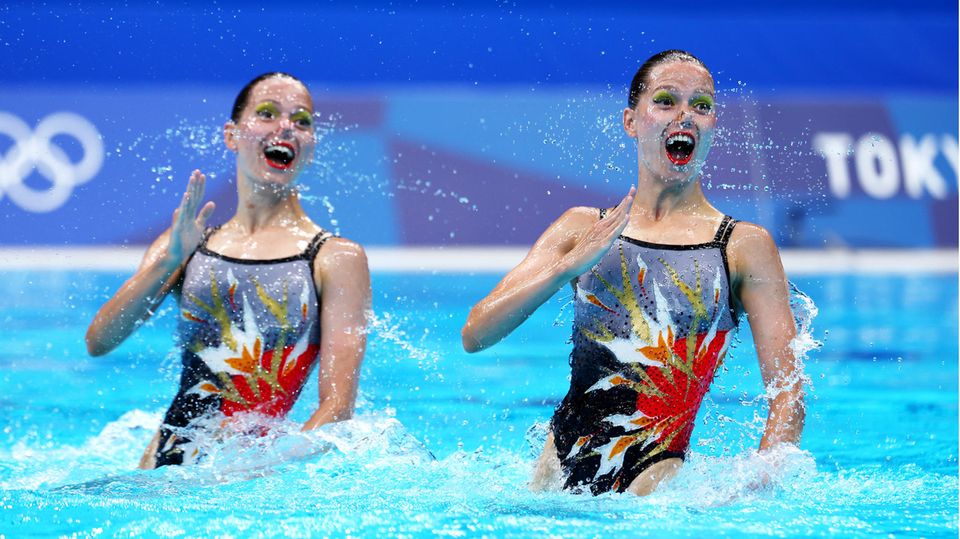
[
  {"xmin": 677, "ymin": 109, "xmax": 693, "ymax": 128},
  {"xmin": 273, "ymin": 116, "xmax": 297, "ymax": 137}
]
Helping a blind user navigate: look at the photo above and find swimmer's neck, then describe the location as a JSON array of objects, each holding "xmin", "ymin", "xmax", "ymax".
[
  {"xmin": 231, "ymin": 177, "xmax": 310, "ymax": 233},
  {"xmin": 630, "ymin": 172, "xmax": 710, "ymax": 222}
]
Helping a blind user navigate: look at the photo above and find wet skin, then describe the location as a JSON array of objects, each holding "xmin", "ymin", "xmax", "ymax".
[{"xmin": 464, "ymin": 59, "xmax": 805, "ymax": 496}]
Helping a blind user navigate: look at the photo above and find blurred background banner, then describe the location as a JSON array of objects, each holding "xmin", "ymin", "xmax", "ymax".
[{"xmin": 0, "ymin": 0, "xmax": 956, "ymax": 248}]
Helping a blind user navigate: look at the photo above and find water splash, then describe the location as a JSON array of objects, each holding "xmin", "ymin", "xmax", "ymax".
[
  {"xmin": 111, "ymin": 112, "xmax": 400, "ymax": 235},
  {"xmin": 0, "ymin": 409, "xmax": 160, "ymax": 491},
  {"xmin": 789, "ymin": 282, "xmax": 822, "ymax": 362},
  {"xmin": 2, "ymin": 399, "xmax": 956, "ymax": 538},
  {"xmin": 697, "ymin": 282, "xmax": 822, "ymax": 457},
  {"xmin": 116, "ymin": 116, "xmax": 231, "ymax": 193},
  {"xmin": 368, "ymin": 310, "xmax": 444, "ymax": 379},
  {"xmin": 656, "ymin": 444, "xmax": 818, "ymax": 506},
  {"xmin": 526, "ymin": 88, "xmax": 634, "ymax": 186}
]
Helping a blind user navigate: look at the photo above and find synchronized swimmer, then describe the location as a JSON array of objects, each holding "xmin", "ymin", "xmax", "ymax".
[
  {"xmin": 86, "ymin": 72, "xmax": 371, "ymax": 468},
  {"xmin": 87, "ymin": 52, "xmax": 804, "ymax": 495},
  {"xmin": 462, "ymin": 50, "xmax": 804, "ymax": 495}
]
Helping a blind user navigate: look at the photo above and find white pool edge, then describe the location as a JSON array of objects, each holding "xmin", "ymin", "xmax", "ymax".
[{"xmin": 0, "ymin": 247, "xmax": 956, "ymax": 274}]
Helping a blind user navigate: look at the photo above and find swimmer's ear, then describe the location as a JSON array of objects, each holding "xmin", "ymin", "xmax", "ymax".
[
  {"xmin": 623, "ymin": 108, "xmax": 638, "ymax": 138},
  {"xmin": 223, "ymin": 121, "xmax": 239, "ymax": 151}
]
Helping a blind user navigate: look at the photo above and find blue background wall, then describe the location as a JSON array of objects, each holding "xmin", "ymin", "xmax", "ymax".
[{"xmin": 0, "ymin": 1, "xmax": 956, "ymax": 247}]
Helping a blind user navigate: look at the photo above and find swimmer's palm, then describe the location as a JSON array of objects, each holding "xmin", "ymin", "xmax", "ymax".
[{"xmin": 168, "ymin": 170, "xmax": 216, "ymax": 264}]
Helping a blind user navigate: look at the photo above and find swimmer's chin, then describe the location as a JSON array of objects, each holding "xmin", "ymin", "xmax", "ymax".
[
  {"xmin": 250, "ymin": 168, "xmax": 302, "ymax": 191},
  {"xmin": 661, "ymin": 158, "xmax": 707, "ymax": 179}
]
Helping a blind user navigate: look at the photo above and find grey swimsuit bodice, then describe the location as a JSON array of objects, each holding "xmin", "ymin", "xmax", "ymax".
[
  {"xmin": 154, "ymin": 229, "xmax": 332, "ymax": 467},
  {"xmin": 551, "ymin": 212, "xmax": 739, "ymax": 494}
]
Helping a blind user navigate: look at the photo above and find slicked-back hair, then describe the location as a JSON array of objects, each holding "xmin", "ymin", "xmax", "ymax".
[
  {"xmin": 628, "ymin": 50, "xmax": 710, "ymax": 109},
  {"xmin": 230, "ymin": 72, "xmax": 306, "ymax": 123}
]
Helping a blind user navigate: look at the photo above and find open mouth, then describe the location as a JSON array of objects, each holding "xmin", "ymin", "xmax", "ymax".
[
  {"xmin": 664, "ymin": 132, "xmax": 695, "ymax": 166},
  {"xmin": 263, "ymin": 142, "xmax": 296, "ymax": 170}
]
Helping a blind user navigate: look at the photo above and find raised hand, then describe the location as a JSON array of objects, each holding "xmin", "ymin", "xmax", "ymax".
[
  {"xmin": 167, "ymin": 170, "xmax": 216, "ymax": 264},
  {"xmin": 561, "ymin": 186, "xmax": 635, "ymax": 277},
  {"xmin": 86, "ymin": 170, "xmax": 216, "ymax": 356},
  {"xmin": 462, "ymin": 186, "xmax": 636, "ymax": 353}
]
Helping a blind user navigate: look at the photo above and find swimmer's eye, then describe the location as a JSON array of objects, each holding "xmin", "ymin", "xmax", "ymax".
[
  {"xmin": 255, "ymin": 103, "xmax": 279, "ymax": 119},
  {"xmin": 291, "ymin": 111, "xmax": 314, "ymax": 129},
  {"xmin": 691, "ymin": 96, "xmax": 715, "ymax": 113},
  {"xmin": 652, "ymin": 91, "xmax": 675, "ymax": 107}
]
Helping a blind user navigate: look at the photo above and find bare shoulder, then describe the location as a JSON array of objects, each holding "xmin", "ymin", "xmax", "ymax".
[
  {"xmin": 312, "ymin": 237, "xmax": 370, "ymax": 306},
  {"xmin": 729, "ymin": 221, "xmax": 777, "ymax": 250},
  {"xmin": 314, "ymin": 236, "xmax": 369, "ymax": 275},
  {"xmin": 727, "ymin": 221, "xmax": 784, "ymax": 279}
]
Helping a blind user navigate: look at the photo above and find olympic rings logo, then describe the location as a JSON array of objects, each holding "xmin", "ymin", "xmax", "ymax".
[{"xmin": 0, "ymin": 112, "xmax": 104, "ymax": 213}]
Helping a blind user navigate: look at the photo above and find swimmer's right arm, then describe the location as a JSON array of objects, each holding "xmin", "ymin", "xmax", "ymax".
[
  {"xmin": 461, "ymin": 187, "xmax": 634, "ymax": 353},
  {"xmin": 85, "ymin": 170, "xmax": 215, "ymax": 356}
]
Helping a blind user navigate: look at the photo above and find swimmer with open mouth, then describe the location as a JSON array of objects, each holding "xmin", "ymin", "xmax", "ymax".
[
  {"xmin": 87, "ymin": 72, "xmax": 371, "ymax": 469},
  {"xmin": 664, "ymin": 130, "xmax": 696, "ymax": 166},
  {"xmin": 263, "ymin": 140, "xmax": 297, "ymax": 170},
  {"xmin": 463, "ymin": 50, "xmax": 804, "ymax": 497}
]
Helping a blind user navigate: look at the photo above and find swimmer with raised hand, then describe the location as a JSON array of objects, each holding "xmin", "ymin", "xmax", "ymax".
[
  {"xmin": 86, "ymin": 72, "xmax": 371, "ymax": 468},
  {"xmin": 460, "ymin": 186, "xmax": 636, "ymax": 352},
  {"xmin": 462, "ymin": 50, "xmax": 804, "ymax": 496}
]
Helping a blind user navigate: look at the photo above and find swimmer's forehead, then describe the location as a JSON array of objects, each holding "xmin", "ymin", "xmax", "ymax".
[
  {"xmin": 646, "ymin": 62, "xmax": 715, "ymax": 96},
  {"xmin": 248, "ymin": 77, "xmax": 314, "ymax": 112}
]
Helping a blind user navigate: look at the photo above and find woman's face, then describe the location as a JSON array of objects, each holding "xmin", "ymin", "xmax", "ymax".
[
  {"xmin": 624, "ymin": 60, "xmax": 716, "ymax": 182},
  {"xmin": 225, "ymin": 77, "xmax": 316, "ymax": 187}
]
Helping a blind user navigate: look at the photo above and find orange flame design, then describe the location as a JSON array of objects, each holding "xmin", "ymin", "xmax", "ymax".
[
  {"xmin": 182, "ymin": 311, "xmax": 206, "ymax": 324},
  {"xmin": 608, "ymin": 435, "xmax": 639, "ymax": 459},
  {"xmin": 586, "ymin": 294, "xmax": 616, "ymax": 314},
  {"xmin": 224, "ymin": 337, "xmax": 262, "ymax": 374}
]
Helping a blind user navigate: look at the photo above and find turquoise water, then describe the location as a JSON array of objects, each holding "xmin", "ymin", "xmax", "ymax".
[{"xmin": 0, "ymin": 271, "xmax": 957, "ymax": 537}]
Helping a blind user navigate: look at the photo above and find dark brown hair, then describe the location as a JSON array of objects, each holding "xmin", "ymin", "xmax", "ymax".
[
  {"xmin": 628, "ymin": 50, "xmax": 710, "ymax": 109},
  {"xmin": 230, "ymin": 72, "xmax": 307, "ymax": 122}
]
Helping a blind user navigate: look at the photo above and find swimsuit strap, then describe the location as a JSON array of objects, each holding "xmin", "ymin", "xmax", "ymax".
[
  {"xmin": 712, "ymin": 215, "xmax": 737, "ymax": 245},
  {"xmin": 715, "ymin": 215, "xmax": 740, "ymax": 325},
  {"xmin": 177, "ymin": 226, "xmax": 223, "ymax": 290},
  {"xmin": 599, "ymin": 207, "xmax": 608, "ymax": 220},
  {"xmin": 199, "ymin": 225, "xmax": 222, "ymax": 249},
  {"xmin": 304, "ymin": 230, "xmax": 335, "ymax": 263},
  {"xmin": 716, "ymin": 215, "xmax": 739, "ymax": 247},
  {"xmin": 183, "ymin": 225, "xmax": 222, "ymax": 268}
]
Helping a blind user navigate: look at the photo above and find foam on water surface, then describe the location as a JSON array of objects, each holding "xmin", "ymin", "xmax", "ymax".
[
  {"xmin": 0, "ymin": 272, "xmax": 956, "ymax": 538},
  {"xmin": 2, "ymin": 410, "xmax": 956, "ymax": 538}
]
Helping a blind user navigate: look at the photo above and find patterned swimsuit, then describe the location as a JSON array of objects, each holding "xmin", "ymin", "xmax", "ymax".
[
  {"xmin": 154, "ymin": 229, "xmax": 332, "ymax": 467},
  {"xmin": 551, "ymin": 212, "xmax": 739, "ymax": 494}
]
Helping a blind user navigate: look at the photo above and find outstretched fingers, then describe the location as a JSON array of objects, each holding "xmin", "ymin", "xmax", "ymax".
[
  {"xmin": 609, "ymin": 186, "xmax": 636, "ymax": 222},
  {"xmin": 195, "ymin": 201, "xmax": 216, "ymax": 229},
  {"xmin": 174, "ymin": 170, "xmax": 206, "ymax": 225},
  {"xmin": 595, "ymin": 186, "xmax": 635, "ymax": 241},
  {"xmin": 611, "ymin": 187, "xmax": 635, "ymax": 235},
  {"xmin": 188, "ymin": 171, "xmax": 209, "ymax": 223},
  {"xmin": 185, "ymin": 170, "xmax": 205, "ymax": 218}
]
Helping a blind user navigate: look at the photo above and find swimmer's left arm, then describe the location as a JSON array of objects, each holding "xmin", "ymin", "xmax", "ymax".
[
  {"xmin": 728, "ymin": 223, "xmax": 805, "ymax": 451},
  {"xmin": 302, "ymin": 238, "xmax": 371, "ymax": 431}
]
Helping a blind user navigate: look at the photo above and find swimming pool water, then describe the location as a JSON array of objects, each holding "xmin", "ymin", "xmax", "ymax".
[{"xmin": 0, "ymin": 271, "xmax": 956, "ymax": 538}]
